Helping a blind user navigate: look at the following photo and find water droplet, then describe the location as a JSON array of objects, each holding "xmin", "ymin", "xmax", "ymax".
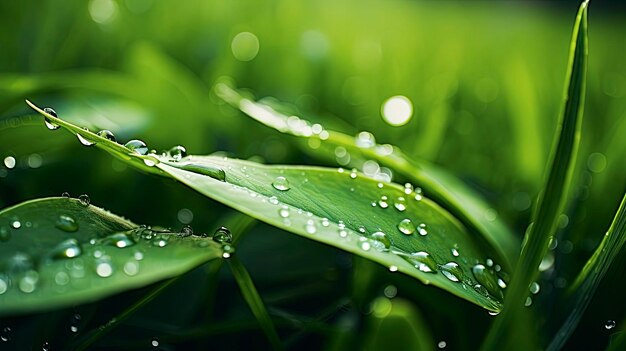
[
  {"xmin": 61, "ymin": 192, "xmax": 71, "ymax": 198},
  {"xmin": 213, "ymin": 226, "xmax": 232, "ymax": 243},
  {"xmin": 0, "ymin": 277, "xmax": 8, "ymax": 295},
  {"xmin": 97, "ymin": 129, "xmax": 116, "ymax": 142},
  {"xmin": 272, "ymin": 176, "xmax": 290, "ymax": 191},
  {"xmin": 370, "ymin": 231, "xmax": 391, "ymax": 251},
  {"xmin": 389, "ymin": 265, "xmax": 398, "ymax": 272},
  {"xmin": 355, "ymin": 131, "xmax": 375, "ymax": 148},
  {"xmin": 269, "ymin": 196, "xmax": 279, "ymax": 205},
  {"xmin": 70, "ymin": 325, "xmax": 79, "ymax": 333},
  {"xmin": 350, "ymin": 169, "xmax": 358, "ymax": 179},
  {"xmin": 440, "ymin": 262, "xmax": 462, "ymax": 282},
  {"xmin": 437, "ymin": 340, "xmax": 447, "ymax": 349},
  {"xmin": 51, "ymin": 239, "xmax": 82, "ymax": 259},
  {"xmin": 410, "ymin": 251, "xmax": 437, "ymax": 273},
  {"xmin": 18, "ymin": 270, "xmax": 39, "ymax": 293},
  {"xmin": 383, "ymin": 285, "xmax": 397, "ymax": 298},
  {"xmin": 43, "ymin": 108, "xmax": 60, "ymax": 130},
  {"xmin": 78, "ymin": 194, "xmax": 90, "ymax": 206},
  {"xmin": 418, "ymin": 223, "xmax": 428, "ymax": 236},
  {"xmin": 42, "ymin": 341, "xmax": 50, "ymax": 351},
  {"xmin": 55, "ymin": 271, "xmax": 70, "ymax": 285},
  {"xmin": 605, "ymin": 320, "xmax": 616, "ymax": 330},
  {"xmin": 11, "ymin": 220, "xmax": 21, "ymax": 229},
  {"xmin": 338, "ymin": 228, "xmax": 348, "ymax": 238},
  {"xmin": 168, "ymin": 145, "xmax": 187, "ymax": 161},
  {"xmin": 486, "ymin": 258, "xmax": 494, "ymax": 267},
  {"xmin": 181, "ymin": 225, "xmax": 193, "ymax": 237},
  {"xmin": 152, "ymin": 237, "xmax": 168, "ymax": 247},
  {"xmin": 529, "ymin": 282, "xmax": 540, "ymax": 294},
  {"xmin": 77, "ymin": 129, "xmax": 95, "ymax": 146},
  {"xmin": 305, "ymin": 220, "xmax": 317, "ymax": 234},
  {"xmin": 278, "ymin": 206, "xmax": 290, "ymax": 218},
  {"xmin": 378, "ymin": 196, "xmax": 389, "ymax": 209},
  {"xmin": 125, "ymin": 139, "xmax": 148, "ymax": 155},
  {"xmin": 497, "ymin": 278, "xmax": 507, "ymax": 289},
  {"xmin": 394, "ymin": 197, "xmax": 406, "ymax": 211},
  {"xmin": 1, "ymin": 326, "xmax": 11, "ymax": 342},
  {"xmin": 397, "ymin": 219, "xmax": 415, "ymax": 235},
  {"xmin": 358, "ymin": 226, "xmax": 366, "ymax": 233},
  {"xmin": 104, "ymin": 232, "xmax": 136, "ymax": 248},
  {"xmin": 360, "ymin": 240, "xmax": 371, "ymax": 251},
  {"xmin": 524, "ymin": 297, "xmax": 532, "ymax": 307},
  {"xmin": 222, "ymin": 244, "xmax": 235, "ymax": 258},
  {"xmin": 451, "ymin": 248, "xmax": 460, "ymax": 257},
  {"xmin": 55, "ymin": 215, "xmax": 78, "ymax": 232},
  {"xmin": 96, "ymin": 260, "xmax": 113, "ymax": 277},
  {"xmin": 151, "ymin": 338, "xmax": 160, "ymax": 347},
  {"xmin": 169, "ymin": 162, "xmax": 226, "ymax": 181},
  {"xmin": 320, "ymin": 218, "xmax": 330, "ymax": 227},
  {"xmin": 123, "ymin": 260, "xmax": 140, "ymax": 276},
  {"xmin": 472, "ymin": 264, "xmax": 503, "ymax": 299},
  {"xmin": 0, "ymin": 227, "xmax": 10, "ymax": 242}
]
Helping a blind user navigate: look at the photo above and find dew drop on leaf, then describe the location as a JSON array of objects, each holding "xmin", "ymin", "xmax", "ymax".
[
  {"xmin": 1, "ymin": 326, "xmax": 11, "ymax": 342},
  {"xmin": 11, "ymin": 220, "xmax": 21, "ymax": 229},
  {"xmin": 151, "ymin": 338, "xmax": 160, "ymax": 347},
  {"xmin": 51, "ymin": 239, "xmax": 82, "ymax": 259},
  {"xmin": 471, "ymin": 264, "xmax": 502, "ymax": 299},
  {"xmin": 278, "ymin": 206, "xmax": 290, "ymax": 218},
  {"xmin": 76, "ymin": 129, "xmax": 95, "ymax": 146},
  {"xmin": 104, "ymin": 232, "xmax": 136, "ymax": 248},
  {"xmin": 42, "ymin": 341, "xmax": 50, "ymax": 351},
  {"xmin": 305, "ymin": 220, "xmax": 317, "ymax": 234},
  {"xmin": 418, "ymin": 223, "xmax": 428, "ymax": 236},
  {"xmin": 96, "ymin": 260, "xmax": 113, "ymax": 277},
  {"xmin": 272, "ymin": 176, "xmax": 290, "ymax": 191},
  {"xmin": 78, "ymin": 194, "xmax": 90, "ymax": 207},
  {"xmin": 97, "ymin": 129, "xmax": 116, "ymax": 142},
  {"xmin": 125, "ymin": 139, "xmax": 149, "ymax": 155},
  {"xmin": 0, "ymin": 277, "xmax": 8, "ymax": 295},
  {"xmin": 43, "ymin": 107, "xmax": 60, "ymax": 130},
  {"xmin": 213, "ymin": 226, "xmax": 232, "ymax": 243},
  {"xmin": 529, "ymin": 282, "xmax": 541, "ymax": 294},
  {"xmin": 18, "ymin": 270, "xmax": 39, "ymax": 293},
  {"xmin": 605, "ymin": 320, "xmax": 616, "ymax": 330},
  {"xmin": 397, "ymin": 219, "xmax": 415, "ymax": 235},
  {"xmin": 370, "ymin": 231, "xmax": 391, "ymax": 251},
  {"xmin": 123, "ymin": 260, "xmax": 140, "ymax": 276},
  {"xmin": 440, "ymin": 262, "xmax": 462, "ymax": 282},
  {"xmin": 394, "ymin": 197, "xmax": 406, "ymax": 211},
  {"xmin": 181, "ymin": 225, "xmax": 193, "ymax": 237},
  {"xmin": 168, "ymin": 145, "xmax": 187, "ymax": 161},
  {"xmin": 61, "ymin": 192, "xmax": 71, "ymax": 198},
  {"xmin": 55, "ymin": 215, "xmax": 78, "ymax": 232},
  {"xmin": 378, "ymin": 196, "xmax": 389, "ymax": 209},
  {"xmin": 410, "ymin": 251, "xmax": 437, "ymax": 273}
]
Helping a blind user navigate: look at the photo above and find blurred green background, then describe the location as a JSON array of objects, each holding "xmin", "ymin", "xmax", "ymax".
[{"xmin": 1, "ymin": 0, "xmax": 625, "ymax": 349}]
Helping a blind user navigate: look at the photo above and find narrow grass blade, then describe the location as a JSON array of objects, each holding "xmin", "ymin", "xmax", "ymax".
[
  {"xmin": 0, "ymin": 197, "xmax": 226, "ymax": 316},
  {"xmin": 547, "ymin": 192, "xmax": 626, "ymax": 351},
  {"xmin": 482, "ymin": 1, "xmax": 588, "ymax": 349},
  {"xmin": 215, "ymin": 82, "xmax": 518, "ymax": 270},
  {"xmin": 27, "ymin": 101, "xmax": 507, "ymax": 312},
  {"xmin": 228, "ymin": 257, "xmax": 282, "ymax": 351},
  {"xmin": 73, "ymin": 277, "xmax": 179, "ymax": 351}
]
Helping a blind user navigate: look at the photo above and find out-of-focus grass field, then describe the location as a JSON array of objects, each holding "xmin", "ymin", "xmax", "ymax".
[{"xmin": 0, "ymin": 0, "xmax": 625, "ymax": 349}]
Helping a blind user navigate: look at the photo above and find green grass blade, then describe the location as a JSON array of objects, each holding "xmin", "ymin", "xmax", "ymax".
[
  {"xmin": 482, "ymin": 1, "xmax": 588, "ymax": 349},
  {"xmin": 0, "ymin": 197, "xmax": 226, "ymax": 316},
  {"xmin": 215, "ymin": 83, "xmax": 518, "ymax": 270},
  {"xmin": 547, "ymin": 192, "xmax": 626, "ymax": 351},
  {"xmin": 228, "ymin": 257, "xmax": 282, "ymax": 351},
  {"xmin": 26, "ymin": 101, "xmax": 507, "ymax": 312},
  {"xmin": 73, "ymin": 277, "xmax": 179, "ymax": 351}
]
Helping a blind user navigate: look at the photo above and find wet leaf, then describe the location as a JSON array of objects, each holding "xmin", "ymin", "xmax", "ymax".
[
  {"xmin": 0, "ymin": 197, "xmax": 225, "ymax": 316},
  {"xmin": 26, "ymin": 102, "xmax": 507, "ymax": 311}
]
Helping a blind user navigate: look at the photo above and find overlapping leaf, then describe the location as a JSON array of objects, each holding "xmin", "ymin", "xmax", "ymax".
[{"xmin": 27, "ymin": 101, "xmax": 508, "ymax": 311}]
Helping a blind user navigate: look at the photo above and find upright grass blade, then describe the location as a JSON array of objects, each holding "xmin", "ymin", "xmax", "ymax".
[
  {"xmin": 482, "ymin": 1, "xmax": 588, "ymax": 350},
  {"xmin": 228, "ymin": 257, "xmax": 282, "ymax": 351},
  {"xmin": 27, "ymin": 100, "xmax": 507, "ymax": 312},
  {"xmin": 215, "ymin": 83, "xmax": 518, "ymax": 270},
  {"xmin": 547, "ymin": 192, "xmax": 626, "ymax": 351}
]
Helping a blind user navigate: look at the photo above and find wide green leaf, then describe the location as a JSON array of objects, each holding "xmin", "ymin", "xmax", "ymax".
[
  {"xmin": 482, "ymin": 1, "xmax": 588, "ymax": 349},
  {"xmin": 26, "ymin": 101, "xmax": 507, "ymax": 312},
  {"xmin": 214, "ymin": 82, "xmax": 518, "ymax": 270},
  {"xmin": 0, "ymin": 197, "xmax": 227, "ymax": 315}
]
